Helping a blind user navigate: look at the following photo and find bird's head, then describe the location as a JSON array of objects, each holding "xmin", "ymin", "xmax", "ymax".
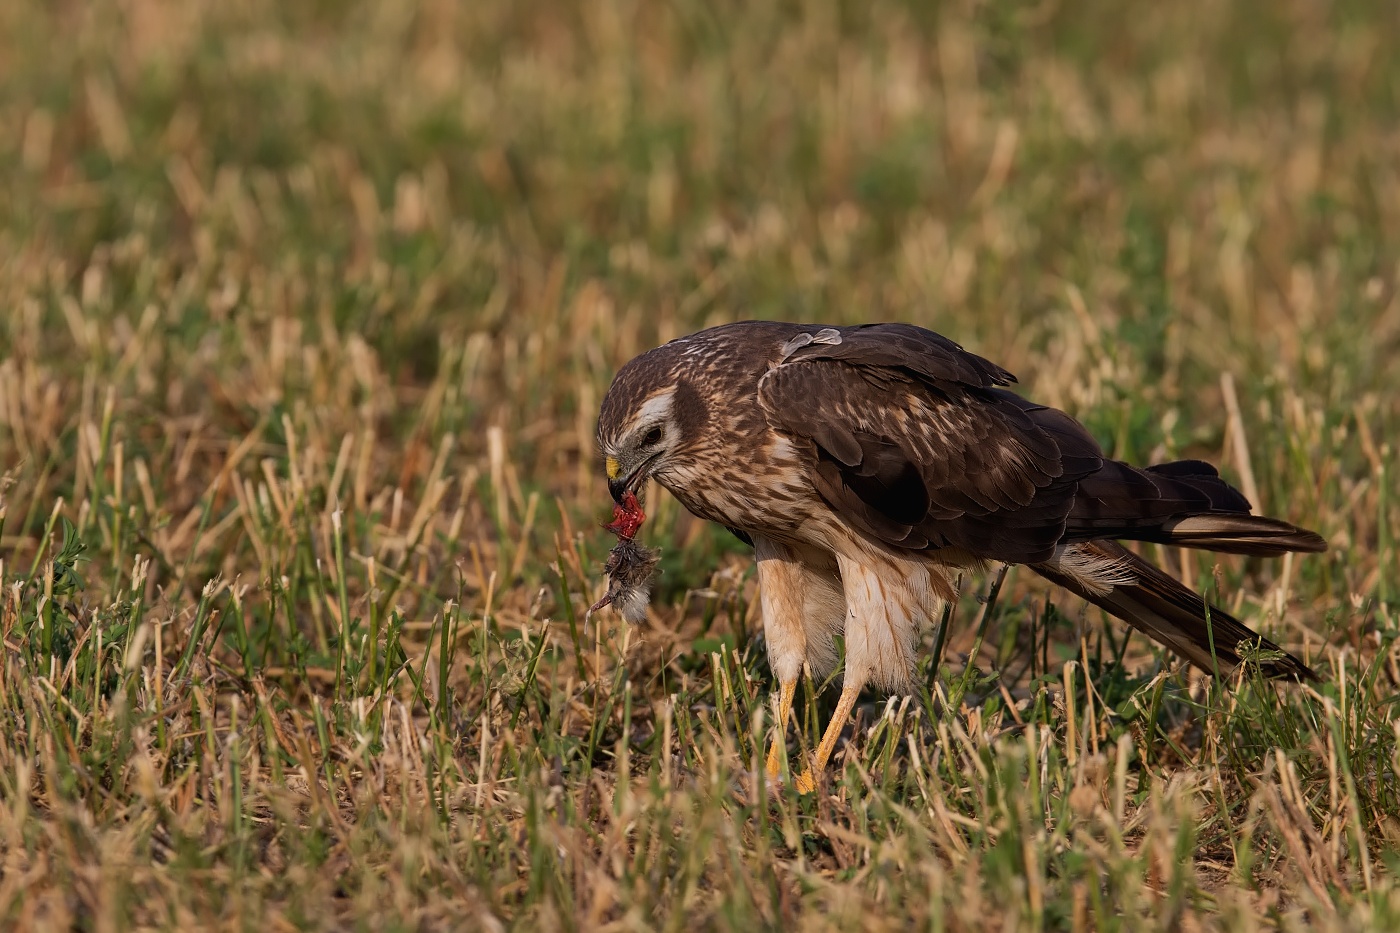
[{"xmin": 596, "ymin": 349, "xmax": 708, "ymax": 506}]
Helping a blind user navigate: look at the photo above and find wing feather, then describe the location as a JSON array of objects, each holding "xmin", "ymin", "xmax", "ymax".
[
  {"xmin": 756, "ymin": 323, "xmax": 1324, "ymax": 566},
  {"xmin": 759, "ymin": 326, "xmax": 1103, "ymax": 563},
  {"xmin": 783, "ymin": 322, "xmax": 1018, "ymax": 390}
]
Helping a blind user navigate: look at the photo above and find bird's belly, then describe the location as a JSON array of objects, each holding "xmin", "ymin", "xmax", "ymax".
[
  {"xmin": 677, "ymin": 489, "xmax": 814, "ymax": 535},
  {"xmin": 660, "ymin": 467, "xmax": 818, "ymax": 539}
]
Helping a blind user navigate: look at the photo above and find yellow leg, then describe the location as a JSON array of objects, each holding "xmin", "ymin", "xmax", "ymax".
[
  {"xmin": 795, "ymin": 683, "xmax": 862, "ymax": 794},
  {"xmin": 764, "ymin": 679, "xmax": 798, "ymax": 780}
]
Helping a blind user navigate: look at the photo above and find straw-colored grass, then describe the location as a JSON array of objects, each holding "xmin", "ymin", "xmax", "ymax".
[{"xmin": 2, "ymin": 0, "xmax": 1398, "ymax": 929}]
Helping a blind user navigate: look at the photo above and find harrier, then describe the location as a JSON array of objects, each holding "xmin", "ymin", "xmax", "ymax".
[{"xmin": 596, "ymin": 321, "xmax": 1325, "ymax": 792}]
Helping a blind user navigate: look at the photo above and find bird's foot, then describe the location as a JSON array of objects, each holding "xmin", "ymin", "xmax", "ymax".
[
  {"xmin": 752, "ymin": 750, "xmax": 815, "ymax": 795},
  {"xmin": 764, "ymin": 744, "xmax": 785, "ymax": 783}
]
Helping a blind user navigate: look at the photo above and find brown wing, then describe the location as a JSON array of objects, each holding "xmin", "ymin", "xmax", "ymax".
[
  {"xmin": 757, "ymin": 324, "xmax": 1321, "ymax": 564},
  {"xmin": 757, "ymin": 324, "xmax": 1102, "ymax": 563}
]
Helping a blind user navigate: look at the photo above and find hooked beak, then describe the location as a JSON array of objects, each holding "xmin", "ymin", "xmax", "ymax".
[{"xmin": 607, "ymin": 456, "xmax": 653, "ymax": 505}]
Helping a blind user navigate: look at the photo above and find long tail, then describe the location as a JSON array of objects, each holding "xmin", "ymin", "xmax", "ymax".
[
  {"xmin": 1132, "ymin": 512, "xmax": 1328, "ymax": 556},
  {"xmin": 1065, "ymin": 459, "xmax": 1328, "ymax": 556},
  {"xmin": 1031, "ymin": 539, "xmax": 1318, "ymax": 681}
]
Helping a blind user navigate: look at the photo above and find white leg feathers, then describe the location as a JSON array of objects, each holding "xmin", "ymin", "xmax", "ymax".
[
  {"xmin": 754, "ymin": 536, "xmax": 845, "ymax": 685},
  {"xmin": 834, "ymin": 546, "xmax": 940, "ymax": 695}
]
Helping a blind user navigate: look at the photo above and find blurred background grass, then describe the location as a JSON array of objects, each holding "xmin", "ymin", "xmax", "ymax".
[{"xmin": 1, "ymin": 0, "xmax": 1399, "ymax": 929}]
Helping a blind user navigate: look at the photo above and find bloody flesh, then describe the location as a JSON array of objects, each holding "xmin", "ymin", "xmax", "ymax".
[
  {"xmin": 588, "ymin": 490, "xmax": 660, "ymax": 622},
  {"xmin": 602, "ymin": 491, "xmax": 646, "ymax": 539}
]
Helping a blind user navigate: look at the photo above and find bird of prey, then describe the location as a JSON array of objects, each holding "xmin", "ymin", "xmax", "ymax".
[{"xmin": 596, "ymin": 321, "xmax": 1325, "ymax": 792}]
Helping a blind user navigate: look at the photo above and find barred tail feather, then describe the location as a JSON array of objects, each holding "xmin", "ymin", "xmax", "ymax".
[
  {"xmin": 1066, "ymin": 458, "xmax": 1329, "ymax": 556},
  {"xmin": 1032, "ymin": 541, "xmax": 1318, "ymax": 682},
  {"xmin": 1146, "ymin": 514, "xmax": 1328, "ymax": 556}
]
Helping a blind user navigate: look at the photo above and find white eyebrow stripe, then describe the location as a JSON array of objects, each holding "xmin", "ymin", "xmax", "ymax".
[{"xmin": 632, "ymin": 389, "xmax": 676, "ymax": 427}]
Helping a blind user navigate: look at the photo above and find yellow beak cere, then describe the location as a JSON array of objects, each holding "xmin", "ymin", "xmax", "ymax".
[{"xmin": 605, "ymin": 456, "xmax": 621, "ymax": 480}]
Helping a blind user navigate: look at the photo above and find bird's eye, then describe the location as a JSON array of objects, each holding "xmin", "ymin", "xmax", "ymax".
[{"xmin": 641, "ymin": 426, "xmax": 663, "ymax": 447}]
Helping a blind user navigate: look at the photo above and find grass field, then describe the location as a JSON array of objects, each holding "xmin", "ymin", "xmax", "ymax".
[{"xmin": 2, "ymin": 0, "xmax": 1399, "ymax": 929}]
